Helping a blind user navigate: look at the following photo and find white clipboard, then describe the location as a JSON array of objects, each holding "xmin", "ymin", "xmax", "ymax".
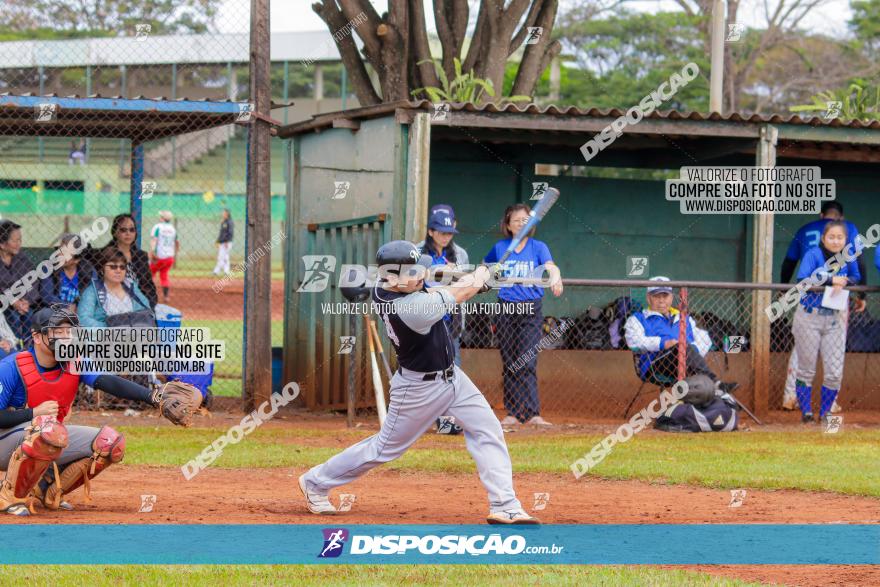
[{"xmin": 821, "ymin": 286, "xmax": 849, "ymax": 310}]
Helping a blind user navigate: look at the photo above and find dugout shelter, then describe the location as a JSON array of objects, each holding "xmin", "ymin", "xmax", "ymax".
[{"xmin": 279, "ymin": 101, "xmax": 880, "ymax": 418}]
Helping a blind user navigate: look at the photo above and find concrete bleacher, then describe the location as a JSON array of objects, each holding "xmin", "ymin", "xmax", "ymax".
[{"xmin": 0, "ymin": 137, "xmax": 124, "ymax": 164}]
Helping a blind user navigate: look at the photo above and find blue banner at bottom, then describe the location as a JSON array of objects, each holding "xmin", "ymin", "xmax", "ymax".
[{"xmin": 1, "ymin": 524, "xmax": 877, "ymax": 564}]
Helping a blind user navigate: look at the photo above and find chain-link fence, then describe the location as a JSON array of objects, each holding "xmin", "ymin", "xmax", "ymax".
[
  {"xmin": 0, "ymin": 1, "xmax": 293, "ymax": 401},
  {"xmin": 443, "ymin": 279, "xmax": 880, "ymax": 423}
]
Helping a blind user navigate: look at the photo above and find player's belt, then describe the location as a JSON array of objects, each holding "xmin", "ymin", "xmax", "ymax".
[
  {"xmin": 421, "ymin": 365, "xmax": 455, "ymax": 382},
  {"xmin": 399, "ymin": 365, "xmax": 455, "ymax": 382}
]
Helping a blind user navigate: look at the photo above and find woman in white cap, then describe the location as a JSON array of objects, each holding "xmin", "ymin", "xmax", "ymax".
[{"xmin": 149, "ymin": 211, "xmax": 179, "ymax": 303}]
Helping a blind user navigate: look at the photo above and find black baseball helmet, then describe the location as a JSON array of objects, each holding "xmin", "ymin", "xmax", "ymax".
[
  {"xmin": 376, "ymin": 241, "xmax": 432, "ymax": 280},
  {"xmin": 31, "ymin": 304, "xmax": 79, "ymax": 352}
]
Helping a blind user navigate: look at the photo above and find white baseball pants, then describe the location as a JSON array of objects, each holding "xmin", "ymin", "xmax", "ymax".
[
  {"xmin": 301, "ymin": 365, "xmax": 523, "ymax": 513},
  {"xmin": 213, "ymin": 242, "xmax": 232, "ymax": 275}
]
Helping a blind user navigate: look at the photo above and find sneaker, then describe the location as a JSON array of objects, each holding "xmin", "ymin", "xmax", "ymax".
[
  {"xmin": 298, "ymin": 474, "xmax": 336, "ymax": 515},
  {"xmin": 830, "ymin": 400, "xmax": 842, "ymax": 414},
  {"xmin": 500, "ymin": 416, "xmax": 520, "ymax": 426},
  {"xmin": 487, "ymin": 509, "xmax": 541, "ymax": 525},
  {"xmin": 526, "ymin": 416, "xmax": 553, "ymax": 428},
  {"xmin": 5, "ymin": 504, "xmax": 30, "ymax": 517},
  {"xmin": 782, "ymin": 393, "xmax": 798, "ymax": 411},
  {"xmin": 802, "ymin": 412, "xmax": 815, "ymax": 424}
]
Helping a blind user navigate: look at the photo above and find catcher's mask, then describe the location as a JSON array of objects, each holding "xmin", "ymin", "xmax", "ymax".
[{"xmin": 31, "ymin": 304, "xmax": 79, "ymax": 352}]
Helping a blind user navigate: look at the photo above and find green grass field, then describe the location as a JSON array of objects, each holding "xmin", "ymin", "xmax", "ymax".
[
  {"xmin": 181, "ymin": 318, "xmax": 284, "ymax": 397},
  {"xmin": 120, "ymin": 425, "xmax": 880, "ymax": 497},
  {"xmin": 0, "ymin": 565, "xmax": 760, "ymax": 586},
  {"xmin": 13, "ymin": 424, "xmax": 876, "ymax": 584}
]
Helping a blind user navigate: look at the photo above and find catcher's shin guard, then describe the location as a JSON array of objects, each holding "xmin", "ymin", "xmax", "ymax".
[
  {"xmin": 39, "ymin": 426, "xmax": 125, "ymax": 509},
  {"xmin": 0, "ymin": 416, "xmax": 68, "ymax": 514}
]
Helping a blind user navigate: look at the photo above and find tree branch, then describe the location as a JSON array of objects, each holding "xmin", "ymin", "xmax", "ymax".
[
  {"xmin": 410, "ymin": 0, "xmax": 439, "ymax": 91},
  {"xmin": 337, "ymin": 0, "xmax": 382, "ymax": 62},
  {"xmin": 433, "ymin": 0, "xmax": 457, "ymax": 81},
  {"xmin": 463, "ymin": 0, "xmax": 489, "ymax": 74},
  {"xmin": 510, "ymin": 0, "xmax": 544, "ymax": 56},
  {"xmin": 511, "ymin": 0, "xmax": 560, "ymax": 97},
  {"xmin": 312, "ymin": 1, "xmax": 380, "ymax": 105}
]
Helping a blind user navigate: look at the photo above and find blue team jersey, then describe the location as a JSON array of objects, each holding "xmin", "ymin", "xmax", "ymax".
[
  {"xmin": 796, "ymin": 247, "xmax": 860, "ymax": 310},
  {"xmin": 0, "ymin": 349, "xmax": 98, "ymax": 411},
  {"xmin": 484, "ymin": 238, "xmax": 553, "ymax": 302},
  {"xmin": 785, "ymin": 219, "xmax": 862, "ymax": 261}
]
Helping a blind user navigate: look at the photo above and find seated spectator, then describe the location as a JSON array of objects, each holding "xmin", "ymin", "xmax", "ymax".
[
  {"xmin": 77, "ymin": 246, "xmax": 154, "ymax": 328},
  {"xmin": 0, "ymin": 311, "xmax": 19, "ymax": 360},
  {"xmin": 625, "ymin": 276, "xmax": 738, "ymax": 394},
  {"xmin": 39, "ymin": 233, "xmax": 94, "ymax": 313},
  {"xmin": 0, "ymin": 220, "xmax": 38, "ymax": 345},
  {"xmin": 104, "ymin": 213, "xmax": 158, "ymax": 309}
]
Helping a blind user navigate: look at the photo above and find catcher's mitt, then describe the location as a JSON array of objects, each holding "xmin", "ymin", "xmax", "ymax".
[{"xmin": 152, "ymin": 381, "xmax": 203, "ymax": 427}]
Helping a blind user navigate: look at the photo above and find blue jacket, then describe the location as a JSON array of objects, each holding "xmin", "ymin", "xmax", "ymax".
[
  {"xmin": 625, "ymin": 309, "xmax": 711, "ymax": 378},
  {"xmin": 77, "ymin": 279, "xmax": 152, "ymax": 328},
  {"xmin": 797, "ymin": 246, "xmax": 860, "ymax": 310}
]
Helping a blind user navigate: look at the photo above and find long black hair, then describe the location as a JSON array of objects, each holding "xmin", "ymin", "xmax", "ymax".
[{"xmin": 424, "ymin": 231, "xmax": 457, "ymax": 264}]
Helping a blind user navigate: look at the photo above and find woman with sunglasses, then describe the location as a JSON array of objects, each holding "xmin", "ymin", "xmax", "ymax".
[
  {"xmin": 102, "ymin": 214, "xmax": 158, "ymax": 309},
  {"xmin": 77, "ymin": 247, "xmax": 153, "ymax": 328},
  {"xmin": 39, "ymin": 233, "xmax": 94, "ymax": 313}
]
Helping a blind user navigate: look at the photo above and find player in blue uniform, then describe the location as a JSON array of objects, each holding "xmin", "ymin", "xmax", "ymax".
[
  {"xmin": 779, "ymin": 202, "xmax": 864, "ymax": 411},
  {"xmin": 484, "ymin": 204, "xmax": 562, "ymax": 428},
  {"xmin": 790, "ymin": 221, "xmax": 859, "ymax": 423}
]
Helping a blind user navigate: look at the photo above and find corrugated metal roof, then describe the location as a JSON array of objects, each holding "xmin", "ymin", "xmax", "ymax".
[
  {"xmin": 0, "ymin": 30, "xmax": 350, "ymax": 68},
  {"xmin": 0, "ymin": 92, "xmax": 291, "ymax": 109},
  {"xmin": 0, "ymin": 93, "xmax": 249, "ymax": 140},
  {"xmin": 278, "ymin": 99, "xmax": 880, "ymax": 138}
]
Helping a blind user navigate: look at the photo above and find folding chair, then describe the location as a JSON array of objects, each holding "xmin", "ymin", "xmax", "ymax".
[{"xmin": 623, "ymin": 352, "xmax": 678, "ymax": 419}]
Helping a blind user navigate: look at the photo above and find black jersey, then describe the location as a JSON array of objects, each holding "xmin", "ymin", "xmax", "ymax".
[{"xmin": 372, "ymin": 285, "xmax": 455, "ymax": 372}]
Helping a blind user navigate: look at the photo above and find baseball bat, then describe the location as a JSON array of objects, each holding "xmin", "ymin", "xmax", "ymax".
[
  {"xmin": 369, "ymin": 318, "xmax": 394, "ymax": 381},
  {"xmin": 677, "ymin": 287, "xmax": 687, "ymax": 381},
  {"xmin": 364, "ymin": 314, "xmax": 387, "ymax": 426},
  {"xmin": 497, "ymin": 186, "xmax": 560, "ymax": 267}
]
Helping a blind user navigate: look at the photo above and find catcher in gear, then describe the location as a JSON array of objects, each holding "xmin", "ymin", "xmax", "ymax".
[{"xmin": 0, "ymin": 305, "xmax": 201, "ymax": 516}]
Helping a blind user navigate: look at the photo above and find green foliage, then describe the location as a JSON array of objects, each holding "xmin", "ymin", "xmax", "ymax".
[
  {"xmin": 850, "ymin": 0, "xmax": 880, "ymax": 52},
  {"xmin": 412, "ymin": 58, "xmax": 530, "ymax": 104},
  {"xmin": 790, "ymin": 82, "xmax": 880, "ymax": 121},
  {"xmin": 552, "ymin": 11, "xmax": 710, "ymax": 111}
]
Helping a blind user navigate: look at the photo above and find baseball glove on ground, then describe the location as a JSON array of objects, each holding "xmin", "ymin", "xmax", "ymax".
[{"xmin": 152, "ymin": 381, "xmax": 203, "ymax": 427}]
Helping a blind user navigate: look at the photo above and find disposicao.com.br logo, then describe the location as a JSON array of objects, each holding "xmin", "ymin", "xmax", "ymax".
[{"xmin": 318, "ymin": 528, "xmax": 563, "ymax": 557}]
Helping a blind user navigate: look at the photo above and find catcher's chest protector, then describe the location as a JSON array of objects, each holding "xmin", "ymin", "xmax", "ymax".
[{"xmin": 15, "ymin": 352, "xmax": 79, "ymax": 423}]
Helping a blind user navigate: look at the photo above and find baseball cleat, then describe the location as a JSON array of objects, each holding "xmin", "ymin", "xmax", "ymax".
[
  {"xmin": 5, "ymin": 504, "xmax": 30, "ymax": 517},
  {"xmin": 782, "ymin": 393, "xmax": 797, "ymax": 411},
  {"xmin": 830, "ymin": 400, "xmax": 842, "ymax": 414},
  {"xmin": 500, "ymin": 416, "xmax": 520, "ymax": 426},
  {"xmin": 298, "ymin": 474, "xmax": 336, "ymax": 515},
  {"xmin": 802, "ymin": 412, "xmax": 815, "ymax": 424},
  {"xmin": 486, "ymin": 509, "xmax": 541, "ymax": 525}
]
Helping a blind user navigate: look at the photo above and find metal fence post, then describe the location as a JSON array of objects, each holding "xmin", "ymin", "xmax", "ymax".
[{"xmin": 750, "ymin": 125, "xmax": 778, "ymax": 417}]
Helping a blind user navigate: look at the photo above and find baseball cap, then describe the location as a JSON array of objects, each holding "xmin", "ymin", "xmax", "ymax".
[
  {"xmin": 427, "ymin": 204, "xmax": 458, "ymax": 233},
  {"xmin": 646, "ymin": 276, "xmax": 673, "ymax": 295}
]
